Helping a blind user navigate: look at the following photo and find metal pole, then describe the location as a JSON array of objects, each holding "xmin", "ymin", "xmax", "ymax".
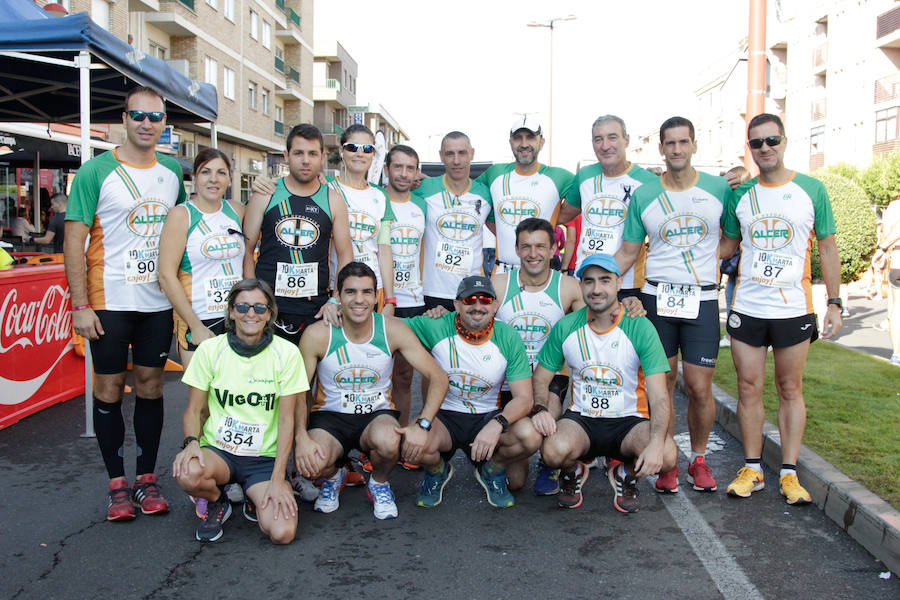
[
  {"xmin": 77, "ymin": 50, "xmax": 95, "ymax": 438},
  {"xmin": 744, "ymin": 0, "xmax": 767, "ymax": 173},
  {"xmin": 210, "ymin": 122, "xmax": 217, "ymax": 149},
  {"xmin": 32, "ymin": 153, "xmax": 40, "ymax": 233},
  {"xmin": 549, "ymin": 22, "xmax": 554, "ymax": 166}
]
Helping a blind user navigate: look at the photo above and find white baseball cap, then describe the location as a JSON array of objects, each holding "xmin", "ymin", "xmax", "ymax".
[{"xmin": 510, "ymin": 116, "xmax": 542, "ymax": 136}]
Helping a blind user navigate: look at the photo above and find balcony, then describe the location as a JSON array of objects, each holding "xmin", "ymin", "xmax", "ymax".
[
  {"xmin": 314, "ymin": 78, "xmax": 345, "ymax": 103},
  {"xmin": 812, "ymin": 42, "xmax": 827, "ymax": 74},
  {"xmin": 315, "ymin": 122, "xmax": 345, "ymax": 135},
  {"xmin": 875, "ymin": 74, "xmax": 900, "ymax": 104},
  {"xmin": 289, "ymin": 9, "xmax": 300, "ymax": 27},
  {"xmin": 148, "ymin": 1, "xmax": 200, "ymax": 35},
  {"xmin": 877, "ymin": 5, "xmax": 900, "ymax": 46},
  {"xmin": 274, "ymin": 120, "xmax": 284, "ymax": 136},
  {"xmin": 275, "ymin": 56, "xmax": 285, "ymax": 73},
  {"xmin": 811, "ymin": 98, "xmax": 827, "ymax": 121},
  {"xmin": 288, "ymin": 67, "xmax": 299, "ymax": 83},
  {"xmin": 173, "ymin": 0, "xmax": 194, "ymax": 9},
  {"xmin": 275, "ymin": 0, "xmax": 285, "ymax": 10},
  {"xmin": 275, "ymin": 65, "xmax": 302, "ymax": 99}
]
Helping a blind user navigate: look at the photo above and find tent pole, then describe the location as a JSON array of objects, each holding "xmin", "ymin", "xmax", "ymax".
[
  {"xmin": 210, "ymin": 122, "xmax": 217, "ymax": 149},
  {"xmin": 32, "ymin": 152, "xmax": 39, "ymax": 232},
  {"xmin": 77, "ymin": 50, "xmax": 95, "ymax": 439}
]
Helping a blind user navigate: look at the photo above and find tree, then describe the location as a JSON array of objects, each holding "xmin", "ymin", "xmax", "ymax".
[
  {"xmin": 810, "ymin": 173, "xmax": 877, "ymax": 283},
  {"xmin": 817, "ymin": 162, "xmax": 860, "ymax": 182},
  {"xmin": 859, "ymin": 151, "xmax": 900, "ymax": 208}
]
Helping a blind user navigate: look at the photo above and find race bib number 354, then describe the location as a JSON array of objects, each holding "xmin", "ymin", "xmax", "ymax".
[{"xmin": 214, "ymin": 415, "xmax": 265, "ymax": 457}]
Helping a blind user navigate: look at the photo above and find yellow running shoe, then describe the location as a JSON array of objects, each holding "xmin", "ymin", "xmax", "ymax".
[
  {"xmin": 726, "ymin": 467, "xmax": 765, "ymax": 498},
  {"xmin": 779, "ymin": 473, "xmax": 812, "ymax": 505}
]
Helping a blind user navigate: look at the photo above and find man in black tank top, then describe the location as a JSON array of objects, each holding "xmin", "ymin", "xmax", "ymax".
[{"xmin": 243, "ymin": 124, "xmax": 354, "ymax": 344}]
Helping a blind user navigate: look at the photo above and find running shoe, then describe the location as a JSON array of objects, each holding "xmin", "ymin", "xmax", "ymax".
[
  {"xmin": 190, "ymin": 496, "xmax": 208, "ymax": 518},
  {"xmin": 687, "ymin": 456, "xmax": 717, "ymax": 492},
  {"xmin": 242, "ymin": 499, "xmax": 258, "ymax": 523},
  {"xmin": 890, "ymin": 354, "xmax": 900, "ymax": 366},
  {"xmin": 416, "ymin": 462, "xmax": 454, "ymax": 508},
  {"xmin": 132, "ymin": 473, "xmax": 170, "ymax": 515},
  {"xmin": 654, "ymin": 467, "xmax": 679, "ymax": 493},
  {"xmin": 779, "ymin": 473, "xmax": 812, "ymax": 505},
  {"xmin": 558, "ymin": 463, "xmax": 589, "ymax": 509},
  {"xmin": 196, "ymin": 497, "xmax": 232, "ymax": 542},
  {"xmin": 532, "ymin": 460, "xmax": 560, "ymax": 496},
  {"xmin": 366, "ymin": 479, "xmax": 399, "ymax": 520},
  {"xmin": 719, "ymin": 336, "xmax": 732, "ymax": 348},
  {"xmin": 360, "ymin": 452, "xmax": 373, "ymax": 473},
  {"xmin": 841, "ymin": 307, "xmax": 850, "ymax": 318},
  {"xmin": 291, "ymin": 475, "xmax": 319, "ymax": 502},
  {"xmin": 344, "ymin": 469, "xmax": 365, "ymax": 487},
  {"xmin": 584, "ymin": 457, "xmax": 600, "ymax": 470},
  {"xmin": 400, "ymin": 460, "xmax": 421, "ymax": 471},
  {"xmin": 474, "ymin": 463, "xmax": 514, "ymax": 508},
  {"xmin": 107, "ymin": 479, "xmax": 135, "ymax": 522},
  {"xmin": 314, "ymin": 467, "xmax": 347, "ymax": 514},
  {"xmin": 224, "ymin": 483, "xmax": 244, "ymax": 503},
  {"xmin": 607, "ymin": 463, "xmax": 639, "ymax": 513},
  {"xmin": 726, "ymin": 467, "xmax": 765, "ymax": 498}
]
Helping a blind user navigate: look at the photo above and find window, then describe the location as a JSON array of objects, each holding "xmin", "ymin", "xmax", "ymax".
[
  {"xmin": 810, "ymin": 126, "xmax": 825, "ymax": 155},
  {"xmin": 248, "ymin": 81, "xmax": 257, "ymax": 110},
  {"xmin": 249, "ymin": 10, "xmax": 258, "ymax": 40},
  {"xmin": 148, "ymin": 40, "xmax": 167, "ymax": 59},
  {"xmin": 275, "ymin": 105, "xmax": 283, "ymax": 122},
  {"xmin": 876, "ymin": 108, "xmax": 898, "ymax": 143},
  {"xmin": 223, "ymin": 67, "xmax": 235, "ymax": 100},
  {"xmin": 262, "ymin": 89, "xmax": 270, "ymax": 115},
  {"xmin": 204, "ymin": 56, "xmax": 217, "ymax": 88},
  {"xmin": 223, "ymin": 0, "xmax": 234, "ymax": 21},
  {"xmin": 262, "ymin": 22, "xmax": 271, "ymax": 49},
  {"xmin": 205, "ymin": 0, "xmax": 217, "ymax": 8},
  {"xmin": 240, "ymin": 174, "xmax": 255, "ymax": 205}
]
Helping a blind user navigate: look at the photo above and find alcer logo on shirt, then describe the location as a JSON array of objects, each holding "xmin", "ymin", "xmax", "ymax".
[
  {"xmin": 334, "ymin": 366, "xmax": 379, "ymax": 391},
  {"xmin": 201, "ymin": 234, "xmax": 242, "ymax": 260},
  {"xmin": 126, "ymin": 199, "xmax": 169, "ymax": 238},
  {"xmin": 509, "ymin": 312, "xmax": 551, "ymax": 343},
  {"xmin": 659, "ymin": 214, "xmax": 708, "ymax": 247},
  {"xmin": 275, "ymin": 216, "xmax": 320, "ymax": 249},
  {"xmin": 390, "ymin": 224, "xmax": 421, "ymax": 257},
  {"xmin": 448, "ymin": 371, "xmax": 491, "ymax": 399},
  {"xmin": 585, "ymin": 195, "xmax": 627, "ymax": 228},
  {"xmin": 349, "ymin": 211, "xmax": 378, "ymax": 242},
  {"xmin": 437, "ymin": 212, "xmax": 479, "ymax": 241},
  {"xmin": 498, "ymin": 198, "xmax": 539, "ymax": 226},
  {"xmin": 748, "ymin": 216, "xmax": 793, "ymax": 251},
  {"xmin": 580, "ymin": 363, "xmax": 624, "ymax": 388}
]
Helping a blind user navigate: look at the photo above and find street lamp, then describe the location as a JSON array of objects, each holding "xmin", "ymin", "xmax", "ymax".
[{"xmin": 527, "ymin": 14, "xmax": 576, "ymax": 165}]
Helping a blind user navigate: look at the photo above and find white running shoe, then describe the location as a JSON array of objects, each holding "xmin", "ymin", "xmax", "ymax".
[
  {"xmin": 367, "ymin": 479, "xmax": 398, "ymax": 520},
  {"xmin": 291, "ymin": 475, "xmax": 319, "ymax": 502},
  {"xmin": 314, "ymin": 467, "xmax": 346, "ymax": 514}
]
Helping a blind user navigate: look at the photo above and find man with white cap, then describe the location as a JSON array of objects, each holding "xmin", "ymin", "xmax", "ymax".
[{"xmin": 476, "ymin": 117, "xmax": 574, "ymax": 273}]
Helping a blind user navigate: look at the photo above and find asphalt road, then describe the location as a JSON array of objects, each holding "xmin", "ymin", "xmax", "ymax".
[{"xmin": 1, "ymin": 372, "xmax": 897, "ymax": 600}]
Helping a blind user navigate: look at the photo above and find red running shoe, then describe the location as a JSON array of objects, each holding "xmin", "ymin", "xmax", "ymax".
[
  {"xmin": 687, "ymin": 456, "xmax": 717, "ymax": 492},
  {"xmin": 107, "ymin": 478, "xmax": 136, "ymax": 521},
  {"xmin": 132, "ymin": 473, "xmax": 170, "ymax": 515}
]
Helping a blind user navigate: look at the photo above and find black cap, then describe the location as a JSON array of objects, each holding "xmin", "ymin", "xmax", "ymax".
[{"xmin": 456, "ymin": 275, "xmax": 496, "ymax": 300}]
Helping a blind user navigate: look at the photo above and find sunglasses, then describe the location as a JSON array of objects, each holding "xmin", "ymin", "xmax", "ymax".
[
  {"xmin": 126, "ymin": 110, "xmax": 166, "ymax": 123},
  {"xmin": 748, "ymin": 135, "xmax": 784, "ymax": 149},
  {"xmin": 460, "ymin": 294, "xmax": 494, "ymax": 305},
  {"xmin": 342, "ymin": 142, "xmax": 376, "ymax": 154},
  {"xmin": 234, "ymin": 302, "xmax": 269, "ymax": 314}
]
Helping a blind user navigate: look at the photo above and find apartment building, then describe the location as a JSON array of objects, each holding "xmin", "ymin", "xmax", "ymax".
[{"xmin": 37, "ymin": 0, "xmax": 315, "ymax": 201}]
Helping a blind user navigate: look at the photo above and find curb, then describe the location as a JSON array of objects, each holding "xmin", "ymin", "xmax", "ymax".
[{"xmin": 676, "ymin": 373, "xmax": 900, "ymax": 575}]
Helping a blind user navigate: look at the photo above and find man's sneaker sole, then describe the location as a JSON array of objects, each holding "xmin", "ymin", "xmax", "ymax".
[
  {"xmin": 686, "ymin": 474, "xmax": 718, "ymax": 492},
  {"xmin": 416, "ymin": 463, "xmax": 454, "ymax": 508},
  {"xmin": 473, "ymin": 467, "xmax": 514, "ymax": 508},
  {"xmin": 558, "ymin": 467, "xmax": 589, "ymax": 509}
]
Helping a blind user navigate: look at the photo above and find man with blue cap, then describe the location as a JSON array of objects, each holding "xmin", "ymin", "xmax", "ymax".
[{"xmin": 531, "ymin": 252, "xmax": 676, "ymax": 513}]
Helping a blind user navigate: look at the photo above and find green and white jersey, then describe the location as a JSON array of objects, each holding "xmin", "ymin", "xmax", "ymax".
[
  {"xmin": 177, "ymin": 201, "xmax": 244, "ymax": 320},
  {"xmin": 419, "ymin": 176, "xmax": 493, "ymax": 299},
  {"xmin": 723, "ymin": 173, "xmax": 836, "ymax": 318},
  {"xmin": 476, "ymin": 163, "xmax": 573, "ymax": 268},
  {"xmin": 311, "ymin": 313, "xmax": 395, "ymax": 415},
  {"xmin": 389, "ymin": 195, "xmax": 427, "ymax": 308},
  {"xmin": 495, "ymin": 268, "xmax": 565, "ymax": 369},
  {"xmin": 566, "ymin": 163, "xmax": 658, "ymax": 288},
  {"xmin": 183, "ymin": 334, "xmax": 309, "ymax": 458},
  {"xmin": 623, "ymin": 172, "xmax": 730, "ymax": 301},
  {"xmin": 537, "ymin": 307, "xmax": 669, "ymax": 419},
  {"xmin": 327, "ymin": 177, "xmax": 395, "ymax": 290},
  {"xmin": 407, "ymin": 312, "xmax": 530, "ymax": 414},
  {"xmin": 66, "ymin": 149, "xmax": 185, "ymax": 311}
]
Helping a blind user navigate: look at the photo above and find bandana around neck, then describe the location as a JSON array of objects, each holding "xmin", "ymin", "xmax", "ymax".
[
  {"xmin": 455, "ymin": 313, "xmax": 493, "ymax": 344},
  {"xmin": 227, "ymin": 328, "xmax": 273, "ymax": 357}
]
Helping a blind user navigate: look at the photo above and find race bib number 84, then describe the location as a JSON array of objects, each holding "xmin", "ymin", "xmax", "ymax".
[{"xmin": 656, "ymin": 283, "xmax": 700, "ymax": 319}]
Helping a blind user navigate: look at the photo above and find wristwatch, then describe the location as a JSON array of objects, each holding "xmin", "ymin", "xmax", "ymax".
[
  {"xmin": 492, "ymin": 414, "xmax": 509, "ymax": 434},
  {"xmin": 415, "ymin": 417, "xmax": 432, "ymax": 431},
  {"xmin": 531, "ymin": 405, "xmax": 549, "ymax": 416},
  {"xmin": 827, "ymin": 297, "xmax": 843, "ymax": 309},
  {"xmin": 181, "ymin": 435, "xmax": 199, "ymax": 449}
]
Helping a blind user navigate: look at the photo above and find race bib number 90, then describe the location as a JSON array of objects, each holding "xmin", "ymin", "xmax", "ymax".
[
  {"xmin": 340, "ymin": 390, "xmax": 384, "ymax": 415},
  {"xmin": 124, "ymin": 247, "xmax": 159, "ymax": 285},
  {"xmin": 275, "ymin": 261, "xmax": 318, "ymax": 298},
  {"xmin": 214, "ymin": 415, "xmax": 265, "ymax": 456},
  {"xmin": 656, "ymin": 282, "xmax": 700, "ymax": 319}
]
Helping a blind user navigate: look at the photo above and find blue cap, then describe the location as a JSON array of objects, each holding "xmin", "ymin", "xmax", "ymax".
[{"xmin": 576, "ymin": 253, "xmax": 621, "ymax": 279}]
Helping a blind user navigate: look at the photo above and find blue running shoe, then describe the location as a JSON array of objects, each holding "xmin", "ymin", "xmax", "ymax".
[
  {"xmin": 314, "ymin": 467, "xmax": 346, "ymax": 514},
  {"xmin": 532, "ymin": 459, "xmax": 560, "ymax": 495},
  {"xmin": 475, "ymin": 462, "xmax": 514, "ymax": 508},
  {"xmin": 416, "ymin": 462, "xmax": 454, "ymax": 508}
]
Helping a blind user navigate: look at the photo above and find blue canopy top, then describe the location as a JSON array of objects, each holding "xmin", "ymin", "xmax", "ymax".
[{"xmin": 0, "ymin": 0, "xmax": 218, "ymax": 123}]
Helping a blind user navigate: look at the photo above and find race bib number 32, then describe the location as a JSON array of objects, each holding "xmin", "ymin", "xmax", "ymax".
[
  {"xmin": 124, "ymin": 247, "xmax": 159, "ymax": 285},
  {"xmin": 656, "ymin": 282, "xmax": 700, "ymax": 319},
  {"xmin": 275, "ymin": 261, "xmax": 318, "ymax": 298},
  {"xmin": 204, "ymin": 275, "xmax": 241, "ymax": 314}
]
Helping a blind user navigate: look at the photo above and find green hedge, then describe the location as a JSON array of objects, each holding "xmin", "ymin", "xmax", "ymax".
[
  {"xmin": 810, "ymin": 173, "xmax": 877, "ymax": 283},
  {"xmin": 859, "ymin": 151, "xmax": 900, "ymax": 208}
]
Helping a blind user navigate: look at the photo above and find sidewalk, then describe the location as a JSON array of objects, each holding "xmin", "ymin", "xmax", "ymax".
[{"xmin": 711, "ymin": 282, "xmax": 900, "ymax": 575}]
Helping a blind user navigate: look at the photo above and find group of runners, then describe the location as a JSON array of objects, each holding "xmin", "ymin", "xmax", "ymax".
[{"xmin": 64, "ymin": 85, "xmax": 844, "ymax": 545}]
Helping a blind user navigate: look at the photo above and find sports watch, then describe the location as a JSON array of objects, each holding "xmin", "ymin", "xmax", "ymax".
[
  {"xmin": 827, "ymin": 297, "xmax": 843, "ymax": 309},
  {"xmin": 415, "ymin": 417, "xmax": 432, "ymax": 431}
]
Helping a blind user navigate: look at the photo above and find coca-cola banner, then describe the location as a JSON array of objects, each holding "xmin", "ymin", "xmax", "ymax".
[{"xmin": 0, "ymin": 265, "xmax": 84, "ymax": 429}]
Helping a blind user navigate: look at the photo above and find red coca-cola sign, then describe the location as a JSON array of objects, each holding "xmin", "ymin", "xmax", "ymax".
[{"xmin": 0, "ymin": 265, "xmax": 84, "ymax": 430}]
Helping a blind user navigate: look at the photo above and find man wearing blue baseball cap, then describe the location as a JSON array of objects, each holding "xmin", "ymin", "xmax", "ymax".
[{"xmin": 531, "ymin": 251, "xmax": 676, "ymax": 513}]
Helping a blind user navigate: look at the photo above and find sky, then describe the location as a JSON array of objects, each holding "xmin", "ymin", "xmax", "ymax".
[{"xmin": 314, "ymin": 0, "xmax": 751, "ymax": 171}]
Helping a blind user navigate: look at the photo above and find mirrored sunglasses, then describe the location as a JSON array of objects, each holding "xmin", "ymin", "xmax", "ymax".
[
  {"xmin": 126, "ymin": 110, "xmax": 166, "ymax": 122},
  {"xmin": 342, "ymin": 142, "xmax": 376, "ymax": 154},
  {"xmin": 234, "ymin": 302, "xmax": 269, "ymax": 314},
  {"xmin": 460, "ymin": 294, "xmax": 494, "ymax": 305}
]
